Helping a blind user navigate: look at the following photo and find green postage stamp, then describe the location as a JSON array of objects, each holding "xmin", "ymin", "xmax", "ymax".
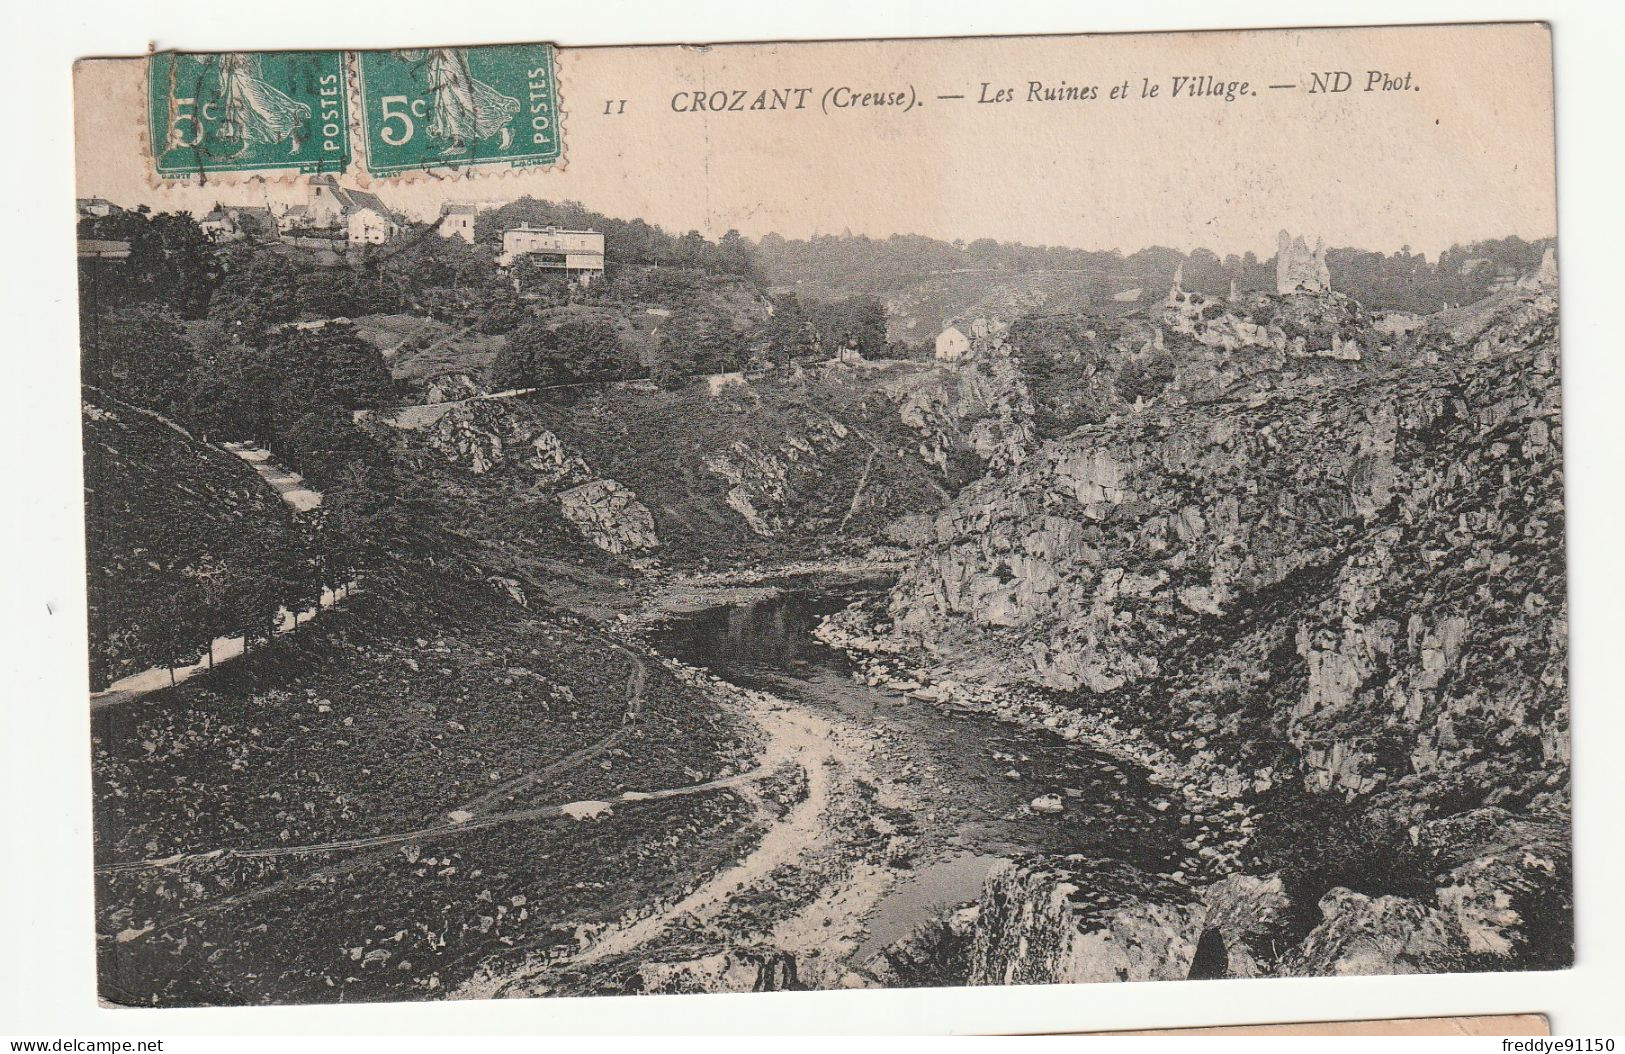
[
  {"xmin": 147, "ymin": 51, "xmax": 350, "ymax": 178},
  {"xmin": 356, "ymin": 45, "xmax": 562, "ymax": 176},
  {"xmin": 145, "ymin": 44, "xmax": 562, "ymax": 180}
]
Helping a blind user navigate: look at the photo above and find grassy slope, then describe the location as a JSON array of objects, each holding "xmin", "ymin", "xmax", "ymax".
[
  {"xmin": 92, "ymin": 567, "xmax": 761, "ymax": 1005},
  {"xmin": 87, "ymin": 403, "xmax": 763, "ymax": 1004}
]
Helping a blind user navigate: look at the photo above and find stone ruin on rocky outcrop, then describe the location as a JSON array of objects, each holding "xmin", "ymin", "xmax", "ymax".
[
  {"xmin": 1518, "ymin": 246, "xmax": 1558, "ymax": 293},
  {"xmin": 1276, "ymin": 230, "xmax": 1332, "ymax": 295}
]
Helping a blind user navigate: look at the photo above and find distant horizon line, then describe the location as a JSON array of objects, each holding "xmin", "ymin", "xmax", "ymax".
[{"xmin": 75, "ymin": 192, "xmax": 1556, "ymax": 265}]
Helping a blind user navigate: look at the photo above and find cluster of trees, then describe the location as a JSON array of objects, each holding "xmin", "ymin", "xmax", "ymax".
[
  {"xmin": 489, "ymin": 317, "xmax": 639, "ymax": 390},
  {"xmin": 79, "ymin": 209, "xmax": 223, "ymax": 319},
  {"xmin": 82, "ymin": 207, "xmax": 550, "ymax": 344},
  {"xmin": 489, "ymin": 287, "xmax": 895, "ymax": 393},
  {"xmin": 647, "ymin": 291, "xmax": 894, "ymax": 388},
  {"xmin": 85, "ymin": 305, "xmax": 396, "ymax": 481},
  {"xmin": 758, "ymin": 293, "xmax": 889, "ymax": 364},
  {"xmin": 81, "ymin": 211, "xmax": 411, "ymax": 683}
]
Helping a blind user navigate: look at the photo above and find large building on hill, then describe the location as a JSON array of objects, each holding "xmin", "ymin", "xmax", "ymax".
[{"xmin": 497, "ymin": 224, "xmax": 606, "ymax": 283}]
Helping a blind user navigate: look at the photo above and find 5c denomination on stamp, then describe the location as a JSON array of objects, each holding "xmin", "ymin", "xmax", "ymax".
[
  {"xmin": 356, "ymin": 44, "xmax": 562, "ymax": 177},
  {"xmin": 147, "ymin": 51, "xmax": 350, "ymax": 179}
]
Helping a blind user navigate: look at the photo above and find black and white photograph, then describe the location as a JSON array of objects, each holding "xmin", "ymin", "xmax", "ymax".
[{"xmin": 18, "ymin": 10, "xmax": 1609, "ymax": 1034}]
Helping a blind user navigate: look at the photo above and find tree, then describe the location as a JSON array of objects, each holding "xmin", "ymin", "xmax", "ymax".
[
  {"xmin": 183, "ymin": 347, "xmax": 266, "ymax": 443},
  {"xmin": 282, "ymin": 404, "xmax": 370, "ymax": 480},
  {"xmin": 653, "ymin": 303, "xmax": 740, "ymax": 387},
  {"xmin": 86, "ymin": 305, "xmax": 195, "ymax": 412},
  {"xmin": 491, "ymin": 317, "xmax": 632, "ymax": 389},
  {"xmin": 1116, "ymin": 350, "xmax": 1176, "ymax": 404},
  {"xmin": 264, "ymin": 323, "xmax": 396, "ymax": 412},
  {"xmin": 760, "ymin": 294, "xmax": 818, "ymax": 364},
  {"xmin": 805, "ymin": 296, "xmax": 887, "ymax": 359},
  {"xmin": 126, "ymin": 212, "xmax": 223, "ymax": 319},
  {"xmin": 318, "ymin": 459, "xmax": 399, "ymax": 582},
  {"xmin": 210, "ymin": 250, "xmax": 306, "ymax": 341},
  {"xmin": 716, "ymin": 229, "xmax": 758, "ymax": 278}
]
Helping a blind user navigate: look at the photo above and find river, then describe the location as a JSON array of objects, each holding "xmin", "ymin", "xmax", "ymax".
[{"xmin": 647, "ymin": 580, "xmax": 1185, "ymax": 961}]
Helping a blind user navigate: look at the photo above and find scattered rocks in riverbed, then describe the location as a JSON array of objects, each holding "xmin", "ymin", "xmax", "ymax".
[{"xmin": 1029, "ymin": 794, "xmax": 1065, "ymax": 814}]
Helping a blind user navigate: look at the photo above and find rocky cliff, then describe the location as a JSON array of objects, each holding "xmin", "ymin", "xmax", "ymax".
[
  {"xmin": 368, "ymin": 385, "xmax": 659, "ymax": 559},
  {"xmin": 847, "ymin": 275, "xmax": 1569, "ymax": 979},
  {"xmin": 896, "ymin": 350, "xmax": 1035, "ymax": 475},
  {"xmin": 416, "ymin": 360, "xmax": 1038, "ymax": 567}
]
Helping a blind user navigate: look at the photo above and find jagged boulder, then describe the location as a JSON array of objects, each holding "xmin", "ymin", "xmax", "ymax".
[
  {"xmin": 967, "ymin": 858, "xmax": 1206, "ymax": 985},
  {"xmin": 1420, "ymin": 801, "xmax": 1571, "ymax": 964},
  {"xmin": 424, "ymin": 400, "xmax": 532, "ymax": 475},
  {"xmin": 898, "ymin": 352, "xmax": 1034, "ymax": 473},
  {"xmin": 558, "ymin": 479, "xmax": 658, "ymax": 555},
  {"xmin": 1287, "ymin": 889, "xmax": 1459, "ymax": 976},
  {"xmin": 526, "ymin": 429, "xmax": 592, "ymax": 490},
  {"xmin": 965, "ymin": 860, "xmax": 1294, "ymax": 985},
  {"xmin": 424, "ymin": 372, "xmax": 483, "ymax": 404}
]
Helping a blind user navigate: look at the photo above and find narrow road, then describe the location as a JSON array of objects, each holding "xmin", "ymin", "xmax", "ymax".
[
  {"xmin": 99, "ymin": 766, "xmax": 770, "ymax": 876},
  {"xmin": 221, "ymin": 442, "xmax": 322, "ymax": 511}
]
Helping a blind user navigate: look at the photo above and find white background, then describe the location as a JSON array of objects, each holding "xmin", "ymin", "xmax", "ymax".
[{"xmin": 2, "ymin": 0, "xmax": 1621, "ymax": 1037}]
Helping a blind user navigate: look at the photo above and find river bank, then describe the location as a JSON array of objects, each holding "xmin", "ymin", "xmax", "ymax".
[{"xmin": 594, "ymin": 575, "xmax": 1196, "ymax": 989}]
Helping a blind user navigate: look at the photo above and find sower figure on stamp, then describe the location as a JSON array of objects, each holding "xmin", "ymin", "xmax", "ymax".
[
  {"xmin": 209, "ymin": 53, "xmax": 311, "ymax": 155},
  {"xmin": 403, "ymin": 48, "xmax": 519, "ymax": 156}
]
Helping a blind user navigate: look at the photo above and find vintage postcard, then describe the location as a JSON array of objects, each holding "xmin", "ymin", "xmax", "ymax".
[{"xmin": 75, "ymin": 23, "xmax": 1566, "ymax": 1007}]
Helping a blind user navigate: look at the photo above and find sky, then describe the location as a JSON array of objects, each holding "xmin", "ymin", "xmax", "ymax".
[{"xmin": 75, "ymin": 23, "xmax": 1557, "ymax": 261}]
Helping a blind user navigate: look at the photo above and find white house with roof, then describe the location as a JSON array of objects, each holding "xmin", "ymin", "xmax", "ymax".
[
  {"xmin": 934, "ymin": 325, "xmax": 971, "ymax": 362},
  {"xmin": 440, "ymin": 203, "xmax": 479, "ymax": 243},
  {"xmin": 347, "ymin": 205, "xmax": 399, "ymax": 245},
  {"xmin": 497, "ymin": 225, "xmax": 606, "ymax": 283}
]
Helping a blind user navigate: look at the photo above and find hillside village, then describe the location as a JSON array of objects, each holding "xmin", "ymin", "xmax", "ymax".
[{"xmin": 78, "ymin": 178, "xmax": 1566, "ymax": 1003}]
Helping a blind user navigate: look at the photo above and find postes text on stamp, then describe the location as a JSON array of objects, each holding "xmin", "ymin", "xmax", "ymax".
[
  {"xmin": 356, "ymin": 44, "xmax": 561, "ymax": 177},
  {"xmin": 147, "ymin": 51, "xmax": 350, "ymax": 179}
]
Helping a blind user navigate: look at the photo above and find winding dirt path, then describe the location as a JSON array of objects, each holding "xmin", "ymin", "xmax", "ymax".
[
  {"xmin": 565, "ymin": 709, "xmax": 834, "ymax": 970},
  {"xmin": 454, "ymin": 681, "xmax": 905, "ymax": 999},
  {"xmin": 99, "ymin": 766, "xmax": 771, "ymax": 876}
]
